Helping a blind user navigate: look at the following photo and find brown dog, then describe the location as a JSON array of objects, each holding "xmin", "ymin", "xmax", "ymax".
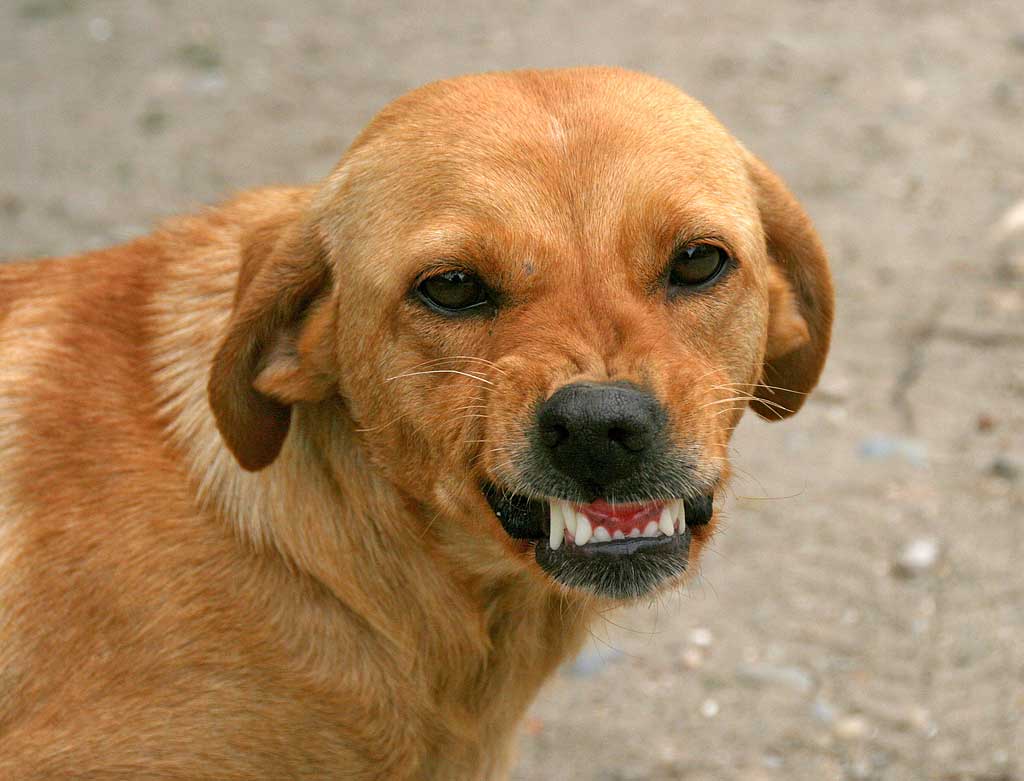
[{"xmin": 0, "ymin": 68, "xmax": 832, "ymax": 779}]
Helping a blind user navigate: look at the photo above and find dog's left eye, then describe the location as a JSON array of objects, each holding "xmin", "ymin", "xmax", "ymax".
[
  {"xmin": 417, "ymin": 270, "xmax": 490, "ymax": 313},
  {"xmin": 668, "ymin": 244, "xmax": 729, "ymax": 289}
]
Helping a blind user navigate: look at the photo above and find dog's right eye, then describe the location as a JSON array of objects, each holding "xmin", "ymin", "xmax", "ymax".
[{"xmin": 417, "ymin": 270, "xmax": 491, "ymax": 313}]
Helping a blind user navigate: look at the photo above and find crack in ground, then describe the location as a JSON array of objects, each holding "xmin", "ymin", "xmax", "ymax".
[{"xmin": 890, "ymin": 298, "xmax": 947, "ymax": 434}]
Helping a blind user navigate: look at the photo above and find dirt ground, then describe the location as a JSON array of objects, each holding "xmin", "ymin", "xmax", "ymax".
[{"xmin": 3, "ymin": 2, "xmax": 1023, "ymax": 779}]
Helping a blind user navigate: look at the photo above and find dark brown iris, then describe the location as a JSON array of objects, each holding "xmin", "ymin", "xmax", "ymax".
[
  {"xmin": 418, "ymin": 270, "xmax": 489, "ymax": 312},
  {"xmin": 668, "ymin": 244, "xmax": 728, "ymax": 288}
]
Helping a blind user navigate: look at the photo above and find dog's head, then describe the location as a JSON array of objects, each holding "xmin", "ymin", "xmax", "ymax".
[{"xmin": 208, "ymin": 68, "xmax": 833, "ymax": 601}]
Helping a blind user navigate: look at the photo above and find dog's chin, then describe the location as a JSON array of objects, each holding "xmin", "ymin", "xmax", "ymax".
[{"xmin": 481, "ymin": 483, "xmax": 713, "ymax": 600}]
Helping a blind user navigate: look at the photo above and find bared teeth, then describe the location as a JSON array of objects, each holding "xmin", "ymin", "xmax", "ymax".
[
  {"xmin": 562, "ymin": 502, "xmax": 577, "ymax": 536},
  {"xmin": 574, "ymin": 512, "xmax": 593, "ymax": 545},
  {"xmin": 548, "ymin": 501, "xmax": 686, "ymax": 547},
  {"xmin": 658, "ymin": 505, "xmax": 675, "ymax": 537},
  {"xmin": 549, "ymin": 502, "xmax": 564, "ymax": 550}
]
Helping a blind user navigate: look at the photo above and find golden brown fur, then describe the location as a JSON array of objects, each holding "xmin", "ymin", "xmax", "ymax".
[{"xmin": 0, "ymin": 68, "xmax": 832, "ymax": 779}]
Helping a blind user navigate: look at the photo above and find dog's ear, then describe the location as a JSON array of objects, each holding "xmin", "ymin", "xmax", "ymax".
[
  {"xmin": 208, "ymin": 210, "xmax": 336, "ymax": 471},
  {"xmin": 745, "ymin": 152, "xmax": 834, "ymax": 420}
]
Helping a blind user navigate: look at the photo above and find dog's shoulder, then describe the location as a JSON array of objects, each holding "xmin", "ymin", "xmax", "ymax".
[{"xmin": 0, "ymin": 187, "xmax": 334, "ymax": 776}]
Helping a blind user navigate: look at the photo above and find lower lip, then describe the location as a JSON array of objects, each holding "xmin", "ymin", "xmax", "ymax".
[{"xmin": 558, "ymin": 530, "xmax": 683, "ymax": 557}]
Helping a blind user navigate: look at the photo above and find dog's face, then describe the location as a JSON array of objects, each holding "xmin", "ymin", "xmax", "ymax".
[{"xmin": 209, "ymin": 69, "xmax": 833, "ymax": 601}]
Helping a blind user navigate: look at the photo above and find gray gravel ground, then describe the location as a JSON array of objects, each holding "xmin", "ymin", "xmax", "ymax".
[{"xmin": 3, "ymin": 2, "xmax": 1023, "ymax": 779}]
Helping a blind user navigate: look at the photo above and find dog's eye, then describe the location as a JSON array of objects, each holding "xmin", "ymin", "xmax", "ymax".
[
  {"xmin": 668, "ymin": 244, "xmax": 729, "ymax": 288},
  {"xmin": 418, "ymin": 270, "xmax": 490, "ymax": 312}
]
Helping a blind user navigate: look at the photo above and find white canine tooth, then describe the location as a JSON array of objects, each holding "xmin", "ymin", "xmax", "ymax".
[
  {"xmin": 628, "ymin": 528, "xmax": 641, "ymax": 538},
  {"xmin": 552, "ymin": 501, "xmax": 566, "ymax": 532},
  {"xmin": 592, "ymin": 525, "xmax": 611, "ymax": 543},
  {"xmin": 612, "ymin": 530, "xmax": 625, "ymax": 540},
  {"xmin": 575, "ymin": 513, "xmax": 592, "ymax": 545},
  {"xmin": 643, "ymin": 521, "xmax": 660, "ymax": 538},
  {"xmin": 675, "ymin": 500, "xmax": 686, "ymax": 529},
  {"xmin": 549, "ymin": 502, "xmax": 564, "ymax": 550},
  {"xmin": 658, "ymin": 505, "xmax": 674, "ymax": 537},
  {"xmin": 666, "ymin": 500, "xmax": 681, "ymax": 530},
  {"xmin": 561, "ymin": 501, "xmax": 577, "ymax": 536}
]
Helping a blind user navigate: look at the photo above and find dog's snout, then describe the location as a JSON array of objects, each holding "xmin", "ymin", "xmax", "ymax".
[{"xmin": 537, "ymin": 382, "xmax": 665, "ymax": 487}]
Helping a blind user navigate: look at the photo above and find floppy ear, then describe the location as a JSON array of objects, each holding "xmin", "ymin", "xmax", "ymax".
[
  {"xmin": 745, "ymin": 153, "xmax": 834, "ymax": 420},
  {"xmin": 208, "ymin": 211, "xmax": 336, "ymax": 471}
]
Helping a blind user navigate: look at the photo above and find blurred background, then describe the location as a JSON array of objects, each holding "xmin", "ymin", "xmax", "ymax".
[{"xmin": 2, "ymin": 2, "xmax": 1022, "ymax": 779}]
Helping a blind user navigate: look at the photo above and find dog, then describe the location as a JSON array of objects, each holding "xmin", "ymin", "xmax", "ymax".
[{"xmin": 0, "ymin": 67, "xmax": 833, "ymax": 779}]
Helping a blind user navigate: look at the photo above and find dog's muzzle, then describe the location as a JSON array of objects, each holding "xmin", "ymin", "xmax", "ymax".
[{"xmin": 481, "ymin": 380, "xmax": 715, "ymax": 598}]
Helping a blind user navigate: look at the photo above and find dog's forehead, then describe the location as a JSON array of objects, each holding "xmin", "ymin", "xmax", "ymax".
[
  {"xmin": 318, "ymin": 69, "xmax": 760, "ymax": 278},
  {"xmin": 356, "ymin": 71, "xmax": 746, "ymax": 191}
]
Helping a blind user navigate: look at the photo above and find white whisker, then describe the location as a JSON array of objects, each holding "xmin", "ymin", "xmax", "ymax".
[{"xmin": 385, "ymin": 369, "xmax": 494, "ymax": 385}]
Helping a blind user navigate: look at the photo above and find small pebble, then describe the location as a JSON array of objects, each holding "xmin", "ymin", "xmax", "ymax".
[
  {"xmin": 834, "ymin": 715, "xmax": 870, "ymax": 740},
  {"xmin": 811, "ymin": 698, "xmax": 838, "ymax": 725},
  {"xmin": 88, "ymin": 16, "xmax": 112, "ymax": 42},
  {"xmin": 993, "ymin": 198, "xmax": 1024, "ymax": 281},
  {"xmin": 858, "ymin": 435, "xmax": 928, "ymax": 467},
  {"xmin": 682, "ymin": 647, "xmax": 704, "ymax": 669},
  {"xmin": 994, "ymin": 199, "xmax": 1024, "ymax": 236},
  {"xmin": 700, "ymin": 698, "xmax": 720, "ymax": 718},
  {"xmin": 909, "ymin": 706, "xmax": 937, "ymax": 737},
  {"xmin": 987, "ymin": 289, "xmax": 1024, "ymax": 314},
  {"xmin": 892, "ymin": 538, "xmax": 941, "ymax": 578},
  {"xmin": 989, "ymin": 455, "xmax": 1021, "ymax": 481},
  {"xmin": 690, "ymin": 627, "xmax": 713, "ymax": 648}
]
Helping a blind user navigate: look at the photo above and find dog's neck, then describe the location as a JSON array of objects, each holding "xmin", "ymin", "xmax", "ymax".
[
  {"xmin": 180, "ymin": 398, "xmax": 591, "ymax": 761},
  {"xmin": 225, "ymin": 402, "xmax": 592, "ymax": 683}
]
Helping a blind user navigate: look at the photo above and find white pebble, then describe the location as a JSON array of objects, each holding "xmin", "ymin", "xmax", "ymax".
[
  {"xmin": 690, "ymin": 627, "xmax": 713, "ymax": 648},
  {"xmin": 88, "ymin": 17, "xmax": 112, "ymax": 42},
  {"xmin": 681, "ymin": 647, "xmax": 704, "ymax": 669},
  {"xmin": 700, "ymin": 698, "xmax": 720, "ymax": 718},
  {"xmin": 893, "ymin": 538, "xmax": 941, "ymax": 578},
  {"xmin": 834, "ymin": 715, "xmax": 870, "ymax": 740}
]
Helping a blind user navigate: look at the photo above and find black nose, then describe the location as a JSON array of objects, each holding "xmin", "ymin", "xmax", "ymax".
[{"xmin": 536, "ymin": 382, "xmax": 665, "ymax": 488}]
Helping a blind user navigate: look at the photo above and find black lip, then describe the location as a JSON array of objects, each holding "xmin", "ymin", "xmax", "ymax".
[
  {"xmin": 535, "ymin": 526, "xmax": 691, "ymax": 600},
  {"xmin": 480, "ymin": 482, "xmax": 547, "ymax": 539},
  {"xmin": 552, "ymin": 533, "xmax": 678, "ymax": 557},
  {"xmin": 481, "ymin": 483, "xmax": 711, "ymax": 599},
  {"xmin": 684, "ymin": 494, "xmax": 713, "ymax": 526}
]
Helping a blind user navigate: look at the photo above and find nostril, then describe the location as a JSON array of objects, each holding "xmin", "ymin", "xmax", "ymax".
[
  {"xmin": 540, "ymin": 423, "xmax": 569, "ymax": 449},
  {"xmin": 607, "ymin": 425, "xmax": 648, "ymax": 453}
]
